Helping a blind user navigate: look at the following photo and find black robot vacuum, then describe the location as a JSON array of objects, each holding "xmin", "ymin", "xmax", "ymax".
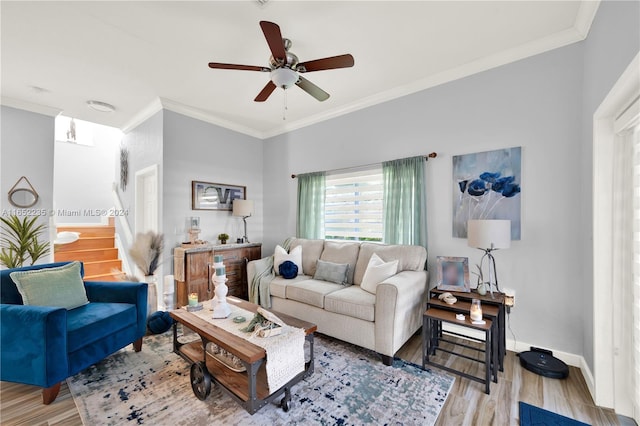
[{"xmin": 518, "ymin": 347, "xmax": 569, "ymax": 379}]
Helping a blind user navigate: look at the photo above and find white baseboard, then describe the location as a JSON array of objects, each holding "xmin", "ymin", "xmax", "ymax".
[{"xmin": 441, "ymin": 324, "xmax": 597, "ymax": 402}]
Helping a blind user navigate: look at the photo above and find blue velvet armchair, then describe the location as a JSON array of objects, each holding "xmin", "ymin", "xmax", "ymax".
[{"xmin": 0, "ymin": 262, "xmax": 147, "ymax": 404}]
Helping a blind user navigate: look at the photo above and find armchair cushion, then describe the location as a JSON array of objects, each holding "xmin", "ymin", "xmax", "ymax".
[
  {"xmin": 10, "ymin": 261, "xmax": 88, "ymax": 310},
  {"xmin": 67, "ymin": 303, "xmax": 137, "ymax": 353}
]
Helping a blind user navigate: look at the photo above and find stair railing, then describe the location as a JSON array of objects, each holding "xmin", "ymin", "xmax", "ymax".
[{"xmin": 112, "ymin": 183, "xmax": 134, "ymax": 277}]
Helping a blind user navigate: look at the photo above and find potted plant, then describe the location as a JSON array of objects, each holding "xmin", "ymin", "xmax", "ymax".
[
  {"xmin": 218, "ymin": 233, "xmax": 229, "ymax": 245},
  {"xmin": 0, "ymin": 215, "xmax": 50, "ymax": 268},
  {"xmin": 129, "ymin": 231, "xmax": 164, "ymax": 317}
]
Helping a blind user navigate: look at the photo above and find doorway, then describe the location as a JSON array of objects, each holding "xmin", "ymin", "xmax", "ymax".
[
  {"xmin": 134, "ymin": 164, "xmax": 159, "ymax": 233},
  {"xmin": 593, "ymin": 52, "xmax": 640, "ymax": 422}
]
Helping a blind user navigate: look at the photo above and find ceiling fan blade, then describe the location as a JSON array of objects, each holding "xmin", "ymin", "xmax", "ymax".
[
  {"xmin": 260, "ymin": 21, "xmax": 287, "ymax": 62},
  {"xmin": 298, "ymin": 54, "xmax": 354, "ymax": 73},
  {"xmin": 296, "ymin": 76, "xmax": 330, "ymax": 102},
  {"xmin": 208, "ymin": 62, "xmax": 269, "ymax": 72},
  {"xmin": 254, "ymin": 81, "xmax": 277, "ymax": 102}
]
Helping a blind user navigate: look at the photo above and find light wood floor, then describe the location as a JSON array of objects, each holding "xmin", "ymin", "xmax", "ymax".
[{"xmin": 0, "ymin": 333, "xmax": 619, "ymax": 426}]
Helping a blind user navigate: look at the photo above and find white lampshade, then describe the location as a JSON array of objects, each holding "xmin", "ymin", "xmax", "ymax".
[
  {"xmin": 467, "ymin": 220, "xmax": 511, "ymax": 249},
  {"xmin": 233, "ymin": 200, "xmax": 254, "ymax": 217},
  {"xmin": 271, "ymin": 68, "xmax": 298, "ymax": 89}
]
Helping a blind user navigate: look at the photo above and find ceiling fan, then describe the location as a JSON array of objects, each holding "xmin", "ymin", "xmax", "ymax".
[{"xmin": 208, "ymin": 21, "xmax": 354, "ymax": 103}]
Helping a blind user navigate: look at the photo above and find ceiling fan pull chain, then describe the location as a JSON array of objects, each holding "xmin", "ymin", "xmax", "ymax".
[{"xmin": 283, "ymin": 89, "xmax": 288, "ymax": 120}]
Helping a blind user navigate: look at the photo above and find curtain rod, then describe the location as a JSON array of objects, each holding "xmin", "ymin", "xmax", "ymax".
[{"xmin": 290, "ymin": 152, "xmax": 437, "ymax": 179}]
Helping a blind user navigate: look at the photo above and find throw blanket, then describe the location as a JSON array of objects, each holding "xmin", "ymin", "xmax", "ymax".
[
  {"xmin": 186, "ymin": 300, "xmax": 305, "ymax": 392},
  {"xmin": 249, "ymin": 238, "xmax": 294, "ymax": 308}
]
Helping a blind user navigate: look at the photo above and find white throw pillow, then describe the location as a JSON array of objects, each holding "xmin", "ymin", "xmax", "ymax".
[
  {"xmin": 360, "ymin": 253, "xmax": 399, "ymax": 294},
  {"xmin": 274, "ymin": 245, "xmax": 303, "ymax": 276}
]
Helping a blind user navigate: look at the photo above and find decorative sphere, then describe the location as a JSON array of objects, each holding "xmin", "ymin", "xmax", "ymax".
[
  {"xmin": 147, "ymin": 311, "xmax": 174, "ymax": 334},
  {"xmin": 279, "ymin": 261, "xmax": 298, "ymax": 279},
  {"xmin": 477, "ymin": 283, "xmax": 487, "ymax": 296}
]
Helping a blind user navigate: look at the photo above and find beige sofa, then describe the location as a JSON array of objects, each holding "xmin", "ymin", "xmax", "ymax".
[{"xmin": 247, "ymin": 238, "xmax": 428, "ymax": 365}]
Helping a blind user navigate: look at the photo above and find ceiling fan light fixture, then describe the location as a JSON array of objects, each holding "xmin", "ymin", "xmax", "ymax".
[{"xmin": 271, "ymin": 68, "xmax": 298, "ymax": 89}]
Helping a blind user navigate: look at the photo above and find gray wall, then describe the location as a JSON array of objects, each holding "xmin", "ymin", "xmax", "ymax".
[
  {"xmin": 119, "ymin": 110, "xmax": 164, "ymax": 234},
  {"xmin": 580, "ymin": 0, "xmax": 640, "ymax": 371},
  {"xmin": 118, "ymin": 110, "xmax": 164, "ymax": 280},
  {"xmin": 0, "ymin": 106, "xmax": 55, "ymax": 263},
  {"xmin": 162, "ymin": 110, "xmax": 263, "ymax": 250},
  {"xmin": 264, "ymin": 43, "xmax": 586, "ymax": 356}
]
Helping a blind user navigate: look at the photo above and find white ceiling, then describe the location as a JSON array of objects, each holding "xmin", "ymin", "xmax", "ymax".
[{"xmin": 1, "ymin": 1, "xmax": 598, "ymax": 139}]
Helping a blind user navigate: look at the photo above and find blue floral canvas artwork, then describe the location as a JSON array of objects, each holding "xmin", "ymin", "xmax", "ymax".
[{"xmin": 452, "ymin": 147, "xmax": 522, "ymax": 239}]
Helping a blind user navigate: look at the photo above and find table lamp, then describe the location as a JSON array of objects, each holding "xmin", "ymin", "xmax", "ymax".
[
  {"xmin": 467, "ymin": 219, "xmax": 511, "ymax": 298},
  {"xmin": 233, "ymin": 200, "xmax": 254, "ymax": 243}
]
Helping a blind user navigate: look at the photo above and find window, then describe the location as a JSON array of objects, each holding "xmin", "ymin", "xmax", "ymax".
[{"xmin": 324, "ymin": 168, "xmax": 383, "ymax": 242}]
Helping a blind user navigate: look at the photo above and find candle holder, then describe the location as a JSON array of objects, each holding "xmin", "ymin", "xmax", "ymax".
[
  {"xmin": 470, "ymin": 299, "xmax": 483, "ymax": 322},
  {"xmin": 212, "ymin": 265, "xmax": 231, "ymax": 319}
]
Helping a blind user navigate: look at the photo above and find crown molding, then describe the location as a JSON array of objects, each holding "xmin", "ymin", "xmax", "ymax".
[
  {"xmin": 121, "ymin": 98, "xmax": 163, "ymax": 134},
  {"xmin": 159, "ymin": 98, "xmax": 264, "ymax": 139},
  {"xmin": 0, "ymin": 96, "xmax": 62, "ymax": 117},
  {"xmin": 121, "ymin": 1, "xmax": 599, "ymax": 140},
  {"xmin": 261, "ymin": 25, "xmax": 588, "ymax": 139},
  {"xmin": 574, "ymin": 0, "xmax": 601, "ymax": 39}
]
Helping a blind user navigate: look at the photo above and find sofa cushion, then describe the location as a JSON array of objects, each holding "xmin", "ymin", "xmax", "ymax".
[
  {"xmin": 325, "ymin": 286, "xmax": 376, "ymax": 322},
  {"xmin": 278, "ymin": 261, "xmax": 299, "ymax": 279},
  {"xmin": 270, "ymin": 275, "xmax": 313, "ymax": 299},
  {"xmin": 274, "ymin": 245, "xmax": 302, "ymax": 276},
  {"xmin": 360, "ymin": 253, "xmax": 399, "ymax": 294},
  {"xmin": 67, "ymin": 302, "xmax": 137, "ymax": 353},
  {"xmin": 290, "ymin": 239, "xmax": 325, "ymax": 276},
  {"xmin": 285, "ymin": 279, "xmax": 344, "ymax": 308},
  {"xmin": 354, "ymin": 243, "xmax": 427, "ymax": 285},
  {"xmin": 320, "ymin": 241, "xmax": 360, "ymax": 284},
  {"xmin": 314, "ymin": 260, "xmax": 350, "ymax": 285},
  {"xmin": 10, "ymin": 261, "xmax": 89, "ymax": 310}
]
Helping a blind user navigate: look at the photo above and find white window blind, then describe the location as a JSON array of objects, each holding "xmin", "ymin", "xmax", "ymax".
[{"xmin": 324, "ymin": 168, "xmax": 383, "ymax": 242}]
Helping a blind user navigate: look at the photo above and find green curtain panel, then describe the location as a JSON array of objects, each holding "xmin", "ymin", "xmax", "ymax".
[
  {"xmin": 383, "ymin": 156, "xmax": 427, "ymax": 246},
  {"xmin": 297, "ymin": 172, "xmax": 326, "ymax": 239}
]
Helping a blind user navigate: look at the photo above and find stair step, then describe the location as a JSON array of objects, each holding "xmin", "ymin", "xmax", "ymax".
[
  {"xmin": 54, "ymin": 248, "xmax": 119, "ymax": 263},
  {"xmin": 83, "ymin": 259, "xmax": 122, "ymax": 276},
  {"xmin": 55, "ymin": 237, "xmax": 115, "ymax": 252},
  {"xmin": 57, "ymin": 225, "xmax": 115, "ymax": 238},
  {"xmin": 84, "ymin": 272, "xmax": 121, "ymax": 282}
]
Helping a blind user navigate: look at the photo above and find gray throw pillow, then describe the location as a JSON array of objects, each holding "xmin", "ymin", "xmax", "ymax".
[
  {"xmin": 10, "ymin": 261, "xmax": 89, "ymax": 310},
  {"xmin": 314, "ymin": 260, "xmax": 350, "ymax": 286}
]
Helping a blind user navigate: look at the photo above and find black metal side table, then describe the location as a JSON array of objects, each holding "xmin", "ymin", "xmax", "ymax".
[{"xmin": 422, "ymin": 307, "xmax": 497, "ymax": 395}]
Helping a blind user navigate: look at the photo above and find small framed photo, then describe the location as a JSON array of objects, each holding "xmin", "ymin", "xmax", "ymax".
[
  {"xmin": 436, "ymin": 256, "xmax": 471, "ymax": 292},
  {"xmin": 192, "ymin": 181, "xmax": 246, "ymax": 211}
]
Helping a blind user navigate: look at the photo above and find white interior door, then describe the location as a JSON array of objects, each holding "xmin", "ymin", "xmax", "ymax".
[{"xmin": 135, "ymin": 165, "xmax": 159, "ymax": 233}]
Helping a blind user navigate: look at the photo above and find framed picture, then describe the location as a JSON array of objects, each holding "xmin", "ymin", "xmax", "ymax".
[
  {"xmin": 436, "ymin": 256, "xmax": 471, "ymax": 292},
  {"xmin": 192, "ymin": 181, "xmax": 246, "ymax": 211},
  {"xmin": 453, "ymin": 147, "xmax": 522, "ymax": 239}
]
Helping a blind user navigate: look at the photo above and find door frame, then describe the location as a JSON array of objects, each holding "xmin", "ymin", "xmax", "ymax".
[
  {"xmin": 134, "ymin": 164, "xmax": 159, "ymax": 234},
  {"xmin": 593, "ymin": 52, "xmax": 639, "ymax": 411}
]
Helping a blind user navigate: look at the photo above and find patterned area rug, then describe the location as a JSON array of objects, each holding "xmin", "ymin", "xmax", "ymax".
[{"xmin": 67, "ymin": 332, "xmax": 454, "ymax": 425}]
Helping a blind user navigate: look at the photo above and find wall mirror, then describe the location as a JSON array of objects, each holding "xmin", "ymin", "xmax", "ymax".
[{"xmin": 8, "ymin": 176, "xmax": 39, "ymax": 208}]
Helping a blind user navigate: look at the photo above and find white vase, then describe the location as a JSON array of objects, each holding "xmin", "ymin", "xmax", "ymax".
[
  {"xmin": 163, "ymin": 274, "xmax": 175, "ymax": 311},
  {"xmin": 145, "ymin": 275, "xmax": 158, "ymax": 318}
]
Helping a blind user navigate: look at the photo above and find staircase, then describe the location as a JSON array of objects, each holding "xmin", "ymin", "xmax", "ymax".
[{"xmin": 54, "ymin": 218, "xmax": 123, "ymax": 282}]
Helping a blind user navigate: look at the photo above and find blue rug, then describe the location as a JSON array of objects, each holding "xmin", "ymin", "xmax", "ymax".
[
  {"xmin": 68, "ymin": 332, "xmax": 455, "ymax": 425},
  {"xmin": 519, "ymin": 402, "xmax": 590, "ymax": 426}
]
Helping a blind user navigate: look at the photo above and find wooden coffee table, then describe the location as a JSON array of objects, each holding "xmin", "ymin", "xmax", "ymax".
[{"xmin": 170, "ymin": 297, "xmax": 317, "ymax": 414}]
